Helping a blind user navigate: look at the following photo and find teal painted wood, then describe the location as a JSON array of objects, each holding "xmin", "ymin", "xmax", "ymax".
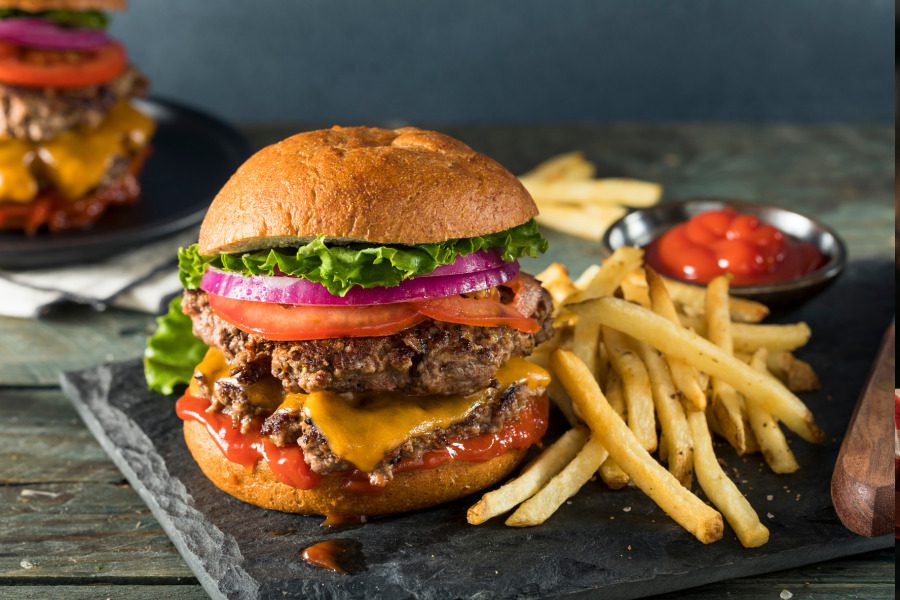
[{"xmin": 0, "ymin": 124, "xmax": 893, "ymax": 598}]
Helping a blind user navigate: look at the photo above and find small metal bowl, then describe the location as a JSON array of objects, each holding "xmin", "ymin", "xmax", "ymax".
[{"xmin": 601, "ymin": 198, "xmax": 847, "ymax": 306}]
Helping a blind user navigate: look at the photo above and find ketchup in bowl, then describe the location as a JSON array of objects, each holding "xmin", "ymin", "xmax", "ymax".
[{"xmin": 644, "ymin": 208, "xmax": 827, "ymax": 286}]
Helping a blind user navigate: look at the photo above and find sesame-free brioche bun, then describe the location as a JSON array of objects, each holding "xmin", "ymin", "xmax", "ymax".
[
  {"xmin": 198, "ymin": 126, "xmax": 537, "ymax": 255},
  {"xmin": 183, "ymin": 419, "xmax": 526, "ymax": 516},
  {"xmin": 0, "ymin": 0, "xmax": 125, "ymax": 10}
]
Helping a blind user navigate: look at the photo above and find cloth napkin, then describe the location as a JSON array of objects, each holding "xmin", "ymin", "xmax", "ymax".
[{"xmin": 0, "ymin": 228, "xmax": 197, "ymax": 318}]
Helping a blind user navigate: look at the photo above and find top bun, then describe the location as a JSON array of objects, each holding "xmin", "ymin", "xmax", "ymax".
[
  {"xmin": 0, "ymin": 0, "xmax": 125, "ymax": 10},
  {"xmin": 198, "ymin": 126, "xmax": 537, "ymax": 255}
]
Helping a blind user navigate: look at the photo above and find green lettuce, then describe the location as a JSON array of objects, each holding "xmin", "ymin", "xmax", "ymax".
[
  {"xmin": 0, "ymin": 9, "xmax": 110, "ymax": 28},
  {"xmin": 144, "ymin": 296, "xmax": 208, "ymax": 395},
  {"xmin": 178, "ymin": 219, "xmax": 548, "ymax": 296}
]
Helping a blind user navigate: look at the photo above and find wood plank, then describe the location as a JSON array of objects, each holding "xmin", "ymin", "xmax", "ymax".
[
  {"xmin": 0, "ymin": 481, "xmax": 193, "ymax": 580},
  {"xmin": 0, "ymin": 389, "xmax": 123, "ymax": 484},
  {"xmin": 0, "ymin": 586, "xmax": 205, "ymax": 599},
  {"xmin": 831, "ymin": 323, "xmax": 895, "ymax": 536},
  {"xmin": 0, "ymin": 306, "xmax": 153, "ymax": 386}
]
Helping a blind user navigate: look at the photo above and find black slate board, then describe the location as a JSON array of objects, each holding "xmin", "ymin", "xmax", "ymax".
[{"xmin": 61, "ymin": 260, "xmax": 895, "ymax": 600}]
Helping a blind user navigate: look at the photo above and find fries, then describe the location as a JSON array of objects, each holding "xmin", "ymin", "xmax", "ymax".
[
  {"xmin": 626, "ymin": 272, "xmax": 770, "ymax": 323},
  {"xmin": 587, "ymin": 297, "xmax": 824, "ymax": 443},
  {"xmin": 706, "ymin": 277, "xmax": 751, "ymax": 455},
  {"xmin": 468, "ymin": 427, "xmax": 590, "ymax": 524},
  {"xmin": 603, "ymin": 326, "xmax": 657, "ymax": 452},
  {"xmin": 522, "ymin": 152, "xmax": 661, "ymax": 240},
  {"xmin": 746, "ymin": 349, "xmax": 800, "ymax": 474},
  {"xmin": 680, "ymin": 314, "xmax": 812, "ymax": 353},
  {"xmin": 688, "ymin": 410, "xmax": 770, "ymax": 548},
  {"xmin": 636, "ymin": 342, "xmax": 693, "ymax": 486},
  {"xmin": 469, "ymin": 246, "xmax": 824, "ymax": 547},
  {"xmin": 552, "ymin": 350, "xmax": 724, "ymax": 544},
  {"xmin": 506, "ymin": 436, "xmax": 608, "ymax": 527}
]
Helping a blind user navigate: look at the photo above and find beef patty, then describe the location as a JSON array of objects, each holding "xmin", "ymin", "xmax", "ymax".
[
  {"xmin": 192, "ymin": 370, "xmax": 545, "ymax": 485},
  {"xmin": 0, "ymin": 66, "xmax": 148, "ymax": 141},
  {"xmin": 182, "ymin": 273, "xmax": 554, "ymax": 397}
]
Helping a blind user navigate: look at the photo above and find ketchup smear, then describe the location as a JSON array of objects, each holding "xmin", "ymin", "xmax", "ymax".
[
  {"xmin": 175, "ymin": 394, "xmax": 549, "ymax": 493},
  {"xmin": 644, "ymin": 208, "xmax": 827, "ymax": 286}
]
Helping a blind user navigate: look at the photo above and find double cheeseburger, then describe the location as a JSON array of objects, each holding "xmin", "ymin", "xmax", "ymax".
[
  {"xmin": 0, "ymin": 0, "xmax": 154, "ymax": 233},
  {"xmin": 146, "ymin": 126, "xmax": 555, "ymax": 516}
]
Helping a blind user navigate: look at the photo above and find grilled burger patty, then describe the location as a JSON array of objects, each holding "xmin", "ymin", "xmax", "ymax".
[
  {"xmin": 192, "ymin": 369, "xmax": 544, "ymax": 485},
  {"xmin": 0, "ymin": 66, "xmax": 148, "ymax": 142},
  {"xmin": 182, "ymin": 274, "xmax": 554, "ymax": 398}
]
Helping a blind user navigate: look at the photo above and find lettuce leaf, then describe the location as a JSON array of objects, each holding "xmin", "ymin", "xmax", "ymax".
[
  {"xmin": 178, "ymin": 219, "xmax": 548, "ymax": 296},
  {"xmin": 0, "ymin": 9, "xmax": 110, "ymax": 28},
  {"xmin": 143, "ymin": 296, "xmax": 208, "ymax": 395}
]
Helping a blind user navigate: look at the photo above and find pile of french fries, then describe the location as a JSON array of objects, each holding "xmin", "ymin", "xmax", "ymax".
[
  {"xmin": 519, "ymin": 152, "xmax": 662, "ymax": 240},
  {"xmin": 468, "ymin": 247, "xmax": 824, "ymax": 547}
]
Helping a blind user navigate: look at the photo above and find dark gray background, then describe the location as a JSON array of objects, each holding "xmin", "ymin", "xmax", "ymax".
[{"xmin": 110, "ymin": 0, "xmax": 894, "ymax": 124}]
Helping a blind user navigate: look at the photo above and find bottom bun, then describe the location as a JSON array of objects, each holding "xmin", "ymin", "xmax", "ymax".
[{"xmin": 183, "ymin": 419, "xmax": 527, "ymax": 516}]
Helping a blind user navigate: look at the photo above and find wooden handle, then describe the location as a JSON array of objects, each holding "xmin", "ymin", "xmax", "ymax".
[{"xmin": 830, "ymin": 322, "xmax": 895, "ymax": 537}]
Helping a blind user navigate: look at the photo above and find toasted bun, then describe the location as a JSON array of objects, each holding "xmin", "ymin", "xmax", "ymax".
[
  {"xmin": 198, "ymin": 126, "xmax": 537, "ymax": 255},
  {"xmin": 183, "ymin": 419, "xmax": 526, "ymax": 516},
  {"xmin": 0, "ymin": 0, "xmax": 125, "ymax": 10}
]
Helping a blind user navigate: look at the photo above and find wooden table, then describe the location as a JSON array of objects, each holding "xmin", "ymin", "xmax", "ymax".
[{"xmin": 1, "ymin": 124, "xmax": 894, "ymax": 599}]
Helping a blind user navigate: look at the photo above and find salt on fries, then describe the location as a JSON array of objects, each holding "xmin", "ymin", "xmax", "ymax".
[
  {"xmin": 520, "ymin": 152, "xmax": 661, "ymax": 240},
  {"xmin": 468, "ymin": 247, "xmax": 823, "ymax": 548}
]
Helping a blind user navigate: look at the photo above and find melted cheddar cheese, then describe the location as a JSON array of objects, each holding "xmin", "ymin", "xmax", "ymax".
[
  {"xmin": 0, "ymin": 101, "xmax": 154, "ymax": 204},
  {"xmin": 190, "ymin": 348, "xmax": 551, "ymax": 473},
  {"xmin": 278, "ymin": 357, "xmax": 551, "ymax": 472}
]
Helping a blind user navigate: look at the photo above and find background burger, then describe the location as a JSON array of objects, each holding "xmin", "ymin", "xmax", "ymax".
[
  {"xmin": 0, "ymin": 0, "xmax": 153, "ymax": 233},
  {"xmin": 145, "ymin": 125, "xmax": 555, "ymax": 516}
]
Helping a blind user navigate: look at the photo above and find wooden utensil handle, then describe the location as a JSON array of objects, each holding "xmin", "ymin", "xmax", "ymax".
[{"xmin": 830, "ymin": 322, "xmax": 895, "ymax": 537}]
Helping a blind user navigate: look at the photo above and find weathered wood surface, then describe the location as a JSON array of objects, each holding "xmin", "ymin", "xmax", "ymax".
[{"xmin": 0, "ymin": 124, "xmax": 894, "ymax": 599}]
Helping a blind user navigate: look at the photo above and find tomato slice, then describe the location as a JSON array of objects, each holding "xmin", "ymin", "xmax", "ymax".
[
  {"xmin": 207, "ymin": 294, "xmax": 427, "ymax": 341},
  {"xmin": 0, "ymin": 40, "xmax": 126, "ymax": 88},
  {"xmin": 415, "ymin": 295, "xmax": 541, "ymax": 333}
]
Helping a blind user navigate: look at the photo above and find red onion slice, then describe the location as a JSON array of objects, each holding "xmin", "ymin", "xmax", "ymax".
[
  {"xmin": 200, "ymin": 261, "xmax": 520, "ymax": 306},
  {"xmin": 0, "ymin": 18, "xmax": 111, "ymax": 51},
  {"xmin": 421, "ymin": 249, "xmax": 504, "ymax": 277}
]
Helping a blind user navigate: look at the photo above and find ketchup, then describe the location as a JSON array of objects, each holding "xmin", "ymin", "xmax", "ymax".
[
  {"xmin": 301, "ymin": 539, "xmax": 365, "ymax": 574},
  {"xmin": 175, "ymin": 394, "xmax": 321, "ymax": 489},
  {"xmin": 175, "ymin": 393, "xmax": 549, "ymax": 493},
  {"xmin": 644, "ymin": 208, "xmax": 827, "ymax": 286}
]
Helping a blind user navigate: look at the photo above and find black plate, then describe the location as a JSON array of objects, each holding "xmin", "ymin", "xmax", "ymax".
[{"xmin": 0, "ymin": 98, "xmax": 251, "ymax": 270}]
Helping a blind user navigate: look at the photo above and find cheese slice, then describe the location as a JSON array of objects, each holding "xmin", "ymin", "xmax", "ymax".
[
  {"xmin": 281, "ymin": 357, "xmax": 551, "ymax": 472},
  {"xmin": 0, "ymin": 100, "xmax": 155, "ymax": 204},
  {"xmin": 189, "ymin": 347, "xmax": 230, "ymax": 398}
]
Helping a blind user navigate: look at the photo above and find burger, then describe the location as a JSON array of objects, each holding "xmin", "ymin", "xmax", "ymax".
[
  {"xmin": 145, "ymin": 126, "xmax": 555, "ymax": 516},
  {"xmin": 0, "ymin": 0, "xmax": 154, "ymax": 233}
]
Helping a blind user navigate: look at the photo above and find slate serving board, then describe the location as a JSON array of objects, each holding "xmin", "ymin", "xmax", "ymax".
[{"xmin": 61, "ymin": 259, "xmax": 895, "ymax": 600}]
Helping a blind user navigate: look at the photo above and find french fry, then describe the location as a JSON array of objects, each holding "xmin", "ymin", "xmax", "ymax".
[
  {"xmin": 636, "ymin": 342, "xmax": 693, "ymax": 486},
  {"xmin": 706, "ymin": 276, "xmax": 749, "ymax": 454},
  {"xmin": 571, "ymin": 304, "xmax": 603, "ymax": 379},
  {"xmin": 567, "ymin": 246, "xmax": 644, "ymax": 304},
  {"xmin": 764, "ymin": 351, "xmax": 821, "ymax": 392},
  {"xmin": 536, "ymin": 203, "xmax": 627, "ymax": 240},
  {"xmin": 679, "ymin": 314, "xmax": 811, "ymax": 353},
  {"xmin": 620, "ymin": 268, "xmax": 651, "ymax": 308},
  {"xmin": 506, "ymin": 436, "xmax": 609, "ymax": 526},
  {"xmin": 584, "ymin": 297, "xmax": 824, "ymax": 443},
  {"xmin": 574, "ymin": 264, "xmax": 602, "ymax": 291},
  {"xmin": 746, "ymin": 349, "xmax": 800, "ymax": 474},
  {"xmin": 687, "ymin": 410, "xmax": 770, "ymax": 548},
  {"xmin": 535, "ymin": 262, "xmax": 579, "ymax": 307},
  {"xmin": 521, "ymin": 151, "xmax": 596, "ymax": 182},
  {"xmin": 468, "ymin": 427, "xmax": 590, "ymax": 524},
  {"xmin": 625, "ymin": 272, "xmax": 769, "ymax": 323},
  {"xmin": 520, "ymin": 177, "xmax": 662, "ymax": 208},
  {"xmin": 603, "ymin": 326, "xmax": 657, "ymax": 452},
  {"xmin": 552, "ymin": 349, "xmax": 724, "ymax": 544},
  {"xmin": 599, "ymin": 370, "xmax": 630, "ymax": 489},
  {"xmin": 645, "ymin": 268, "xmax": 708, "ymax": 411}
]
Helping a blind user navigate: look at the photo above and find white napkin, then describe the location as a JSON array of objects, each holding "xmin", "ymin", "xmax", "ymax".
[{"xmin": 0, "ymin": 229, "xmax": 196, "ymax": 318}]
